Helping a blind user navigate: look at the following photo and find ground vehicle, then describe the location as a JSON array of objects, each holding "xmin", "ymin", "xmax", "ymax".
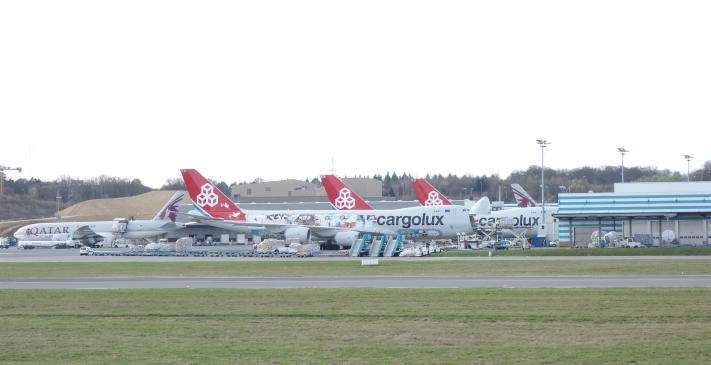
[
  {"xmin": 79, "ymin": 247, "xmax": 94, "ymax": 256},
  {"xmin": 494, "ymin": 240, "xmax": 512, "ymax": 250}
]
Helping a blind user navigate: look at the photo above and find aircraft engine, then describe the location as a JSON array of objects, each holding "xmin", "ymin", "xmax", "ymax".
[
  {"xmin": 333, "ymin": 231, "xmax": 359, "ymax": 248},
  {"xmin": 284, "ymin": 227, "xmax": 311, "ymax": 244}
]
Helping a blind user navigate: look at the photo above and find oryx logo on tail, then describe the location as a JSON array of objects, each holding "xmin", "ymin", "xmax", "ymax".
[{"xmin": 511, "ymin": 184, "xmax": 537, "ymax": 208}]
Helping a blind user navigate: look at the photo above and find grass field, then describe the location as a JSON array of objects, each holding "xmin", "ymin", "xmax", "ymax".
[
  {"xmin": 437, "ymin": 246, "xmax": 711, "ymax": 257},
  {"xmin": 1, "ymin": 288, "xmax": 711, "ymax": 364},
  {"xmin": 2, "ymin": 259, "xmax": 711, "ymax": 278}
]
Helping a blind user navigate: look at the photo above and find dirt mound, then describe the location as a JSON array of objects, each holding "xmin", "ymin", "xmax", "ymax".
[{"xmin": 58, "ymin": 190, "xmax": 190, "ymax": 221}]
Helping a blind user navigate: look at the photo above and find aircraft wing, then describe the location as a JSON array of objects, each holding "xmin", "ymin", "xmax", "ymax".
[
  {"xmin": 70, "ymin": 225, "xmax": 107, "ymax": 242},
  {"xmin": 179, "ymin": 212, "xmax": 392, "ymax": 236}
]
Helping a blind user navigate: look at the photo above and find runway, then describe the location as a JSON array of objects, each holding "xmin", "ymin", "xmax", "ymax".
[
  {"xmin": 3, "ymin": 248, "xmax": 711, "ymax": 262},
  {"xmin": 2, "ymin": 275, "xmax": 711, "ymax": 289}
]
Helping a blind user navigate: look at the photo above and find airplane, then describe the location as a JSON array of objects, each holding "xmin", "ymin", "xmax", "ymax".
[
  {"xmin": 325, "ymin": 175, "xmax": 493, "ymax": 223},
  {"xmin": 470, "ymin": 204, "xmax": 557, "ymax": 239},
  {"xmin": 180, "ymin": 169, "xmax": 474, "ymax": 248},
  {"xmin": 321, "ymin": 174, "xmax": 373, "ymax": 210},
  {"xmin": 412, "ymin": 179, "xmax": 453, "ymax": 206},
  {"xmin": 323, "ymin": 175, "xmax": 456, "ymax": 209},
  {"xmin": 511, "ymin": 183, "xmax": 537, "ymax": 208},
  {"xmin": 13, "ymin": 191, "xmax": 187, "ymax": 249}
]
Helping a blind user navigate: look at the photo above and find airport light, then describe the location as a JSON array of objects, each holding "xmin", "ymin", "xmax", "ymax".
[
  {"xmin": 684, "ymin": 154, "xmax": 694, "ymax": 182},
  {"xmin": 617, "ymin": 147, "xmax": 628, "ymax": 183},
  {"xmin": 55, "ymin": 192, "xmax": 62, "ymax": 218},
  {"xmin": 536, "ymin": 139, "xmax": 550, "ymax": 237}
]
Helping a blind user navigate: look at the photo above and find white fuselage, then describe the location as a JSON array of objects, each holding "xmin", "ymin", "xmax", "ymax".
[
  {"xmin": 193, "ymin": 205, "xmax": 474, "ymax": 239},
  {"xmin": 472, "ymin": 206, "xmax": 558, "ymax": 238},
  {"xmin": 13, "ymin": 220, "xmax": 183, "ymax": 247}
]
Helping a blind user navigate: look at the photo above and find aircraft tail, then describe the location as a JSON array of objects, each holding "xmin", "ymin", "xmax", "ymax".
[
  {"xmin": 469, "ymin": 197, "xmax": 491, "ymax": 215},
  {"xmin": 321, "ymin": 175, "xmax": 373, "ymax": 210},
  {"xmin": 152, "ymin": 191, "xmax": 186, "ymax": 222},
  {"xmin": 511, "ymin": 184, "xmax": 537, "ymax": 207},
  {"xmin": 180, "ymin": 169, "xmax": 246, "ymax": 221},
  {"xmin": 412, "ymin": 179, "xmax": 453, "ymax": 206}
]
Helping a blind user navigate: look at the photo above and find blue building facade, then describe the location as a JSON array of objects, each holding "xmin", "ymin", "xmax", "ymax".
[{"xmin": 555, "ymin": 182, "xmax": 711, "ymax": 246}]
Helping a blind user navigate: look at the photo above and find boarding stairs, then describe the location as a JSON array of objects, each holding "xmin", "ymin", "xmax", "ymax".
[
  {"xmin": 383, "ymin": 235, "xmax": 405, "ymax": 257},
  {"xmin": 349, "ymin": 234, "xmax": 372, "ymax": 257}
]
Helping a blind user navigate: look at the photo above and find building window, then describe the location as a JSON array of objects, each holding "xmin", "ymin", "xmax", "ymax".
[
  {"xmin": 266, "ymin": 187, "xmax": 271, "ymax": 192},
  {"xmin": 247, "ymin": 188, "xmax": 252, "ymax": 195}
]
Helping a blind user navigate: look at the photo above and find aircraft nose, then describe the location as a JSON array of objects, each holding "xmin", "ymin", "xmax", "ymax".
[{"xmin": 13, "ymin": 229, "xmax": 23, "ymax": 239}]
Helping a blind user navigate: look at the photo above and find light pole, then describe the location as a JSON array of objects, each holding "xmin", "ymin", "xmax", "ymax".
[
  {"xmin": 55, "ymin": 192, "xmax": 62, "ymax": 218},
  {"xmin": 536, "ymin": 139, "xmax": 550, "ymax": 234},
  {"xmin": 684, "ymin": 155, "xmax": 694, "ymax": 182},
  {"xmin": 617, "ymin": 148, "xmax": 628, "ymax": 183}
]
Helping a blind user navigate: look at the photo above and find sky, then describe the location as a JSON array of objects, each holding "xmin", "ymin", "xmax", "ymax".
[{"xmin": 1, "ymin": 1, "xmax": 709, "ymax": 188}]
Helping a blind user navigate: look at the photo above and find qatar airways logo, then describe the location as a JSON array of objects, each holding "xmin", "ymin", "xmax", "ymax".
[
  {"xmin": 196, "ymin": 184, "xmax": 219, "ymax": 207},
  {"xmin": 26, "ymin": 226, "xmax": 70, "ymax": 236},
  {"xmin": 424, "ymin": 191, "xmax": 443, "ymax": 206},
  {"xmin": 159, "ymin": 193, "xmax": 184, "ymax": 222},
  {"xmin": 334, "ymin": 188, "xmax": 356, "ymax": 209},
  {"xmin": 376, "ymin": 214, "xmax": 444, "ymax": 228}
]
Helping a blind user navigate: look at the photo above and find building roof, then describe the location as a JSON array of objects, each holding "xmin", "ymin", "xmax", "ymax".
[
  {"xmin": 556, "ymin": 184, "xmax": 711, "ymax": 217},
  {"xmin": 231, "ymin": 178, "xmax": 382, "ymax": 199}
]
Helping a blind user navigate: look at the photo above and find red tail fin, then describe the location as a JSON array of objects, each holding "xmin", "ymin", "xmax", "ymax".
[
  {"xmin": 180, "ymin": 169, "xmax": 246, "ymax": 221},
  {"xmin": 320, "ymin": 175, "xmax": 373, "ymax": 210},
  {"xmin": 413, "ymin": 179, "xmax": 453, "ymax": 206}
]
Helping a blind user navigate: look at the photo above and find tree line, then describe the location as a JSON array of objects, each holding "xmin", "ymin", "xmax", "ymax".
[{"xmin": 3, "ymin": 161, "xmax": 710, "ymax": 206}]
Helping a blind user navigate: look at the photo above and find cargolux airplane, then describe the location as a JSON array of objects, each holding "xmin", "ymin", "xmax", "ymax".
[
  {"xmin": 13, "ymin": 191, "xmax": 186, "ymax": 248},
  {"xmin": 412, "ymin": 179, "xmax": 453, "ymax": 206},
  {"xmin": 511, "ymin": 184, "xmax": 537, "ymax": 208},
  {"xmin": 180, "ymin": 169, "xmax": 474, "ymax": 247},
  {"xmin": 321, "ymin": 174, "xmax": 373, "ymax": 210},
  {"xmin": 471, "ymin": 205, "xmax": 557, "ymax": 239}
]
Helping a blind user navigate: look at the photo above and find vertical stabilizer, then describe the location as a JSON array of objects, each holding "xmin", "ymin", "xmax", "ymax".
[
  {"xmin": 321, "ymin": 175, "xmax": 373, "ymax": 210},
  {"xmin": 511, "ymin": 184, "xmax": 538, "ymax": 207},
  {"xmin": 469, "ymin": 197, "xmax": 491, "ymax": 215},
  {"xmin": 412, "ymin": 179, "xmax": 453, "ymax": 206},
  {"xmin": 180, "ymin": 169, "xmax": 246, "ymax": 221},
  {"xmin": 153, "ymin": 191, "xmax": 186, "ymax": 222}
]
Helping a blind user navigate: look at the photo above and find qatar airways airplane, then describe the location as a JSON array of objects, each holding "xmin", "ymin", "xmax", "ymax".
[
  {"xmin": 13, "ymin": 191, "xmax": 186, "ymax": 248},
  {"xmin": 180, "ymin": 169, "xmax": 474, "ymax": 247}
]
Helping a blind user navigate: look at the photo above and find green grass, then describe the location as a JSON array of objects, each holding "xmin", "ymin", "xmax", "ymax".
[
  {"xmin": 1, "ymin": 288, "xmax": 711, "ymax": 364},
  {"xmin": 1, "ymin": 259, "xmax": 711, "ymax": 278},
  {"xmin": 438, "ymin": 246, "xmax": 711, "ymax": 256}
]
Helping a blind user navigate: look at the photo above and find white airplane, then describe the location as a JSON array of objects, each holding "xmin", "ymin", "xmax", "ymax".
[
  {"xmin": 471, "ymin": 204, "xmax": 557, "ymax": 239},
  {"xmin": 412, "ymin": 178, "xmax": 453, "ymax": 206},
  {"xmin": 180, "ymin": 169, "xmax": 474, "ymax": 247},
  {"xmin": 13, "ymin": 191, "xmax": 186, "ymax": 248}
]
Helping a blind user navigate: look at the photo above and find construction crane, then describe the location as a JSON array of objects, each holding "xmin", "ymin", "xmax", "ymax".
[{"xmin": 0, "ymin": 166, "xmax": 22, "ymax": 195}]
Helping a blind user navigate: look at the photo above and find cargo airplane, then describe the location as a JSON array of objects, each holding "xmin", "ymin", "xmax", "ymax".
[
  {"xmin": 180, "ymin": 169, "xmax": 474, "ymax": 247},
  {"xmin": 13, "ymin": 191, "xmax": 186, "ymax": 248}
]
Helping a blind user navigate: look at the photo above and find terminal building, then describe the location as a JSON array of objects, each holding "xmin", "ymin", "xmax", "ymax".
[
  {"xmin": 555, "ymin": 182, "xmax": 711, "ymax": 246},
  {"xmin": 231, "ymin": 178, "xmax": 382, "ymax": 203}
]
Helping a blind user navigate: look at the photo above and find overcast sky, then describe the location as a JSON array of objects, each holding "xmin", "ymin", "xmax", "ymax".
[{"xmin": 1, "ymin": 1, "xmax": 709, "ymax": 188}]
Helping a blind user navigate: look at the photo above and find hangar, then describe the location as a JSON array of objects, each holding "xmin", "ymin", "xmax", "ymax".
[{"xmin": 555, "ymin": 182, "xmax": 711, "ymax": 247}]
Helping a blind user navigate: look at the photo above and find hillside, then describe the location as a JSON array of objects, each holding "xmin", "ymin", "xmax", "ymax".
[
  {"xmin": 0, "ymin": 191, "xmax": 190, "ymax": 237},
  {"xmin": 0, "ymin": 196, "xmax": 57, "ymax": 221},
  {"xmin": 57, "ymin": 190, "xmax": 190, "ymax": 221}
]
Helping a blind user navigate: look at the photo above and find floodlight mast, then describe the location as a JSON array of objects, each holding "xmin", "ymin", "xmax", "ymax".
[
  {"xmin": 684, "ymin": 155, "xmax": 694, "ymax": 182},
  {"xmin": 536, "ymin": 139, "xmax": 550, "ymax": 237},
  {"xmin": 617, "ymin": 148, "xmax": 628, "ymax": 183}
]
